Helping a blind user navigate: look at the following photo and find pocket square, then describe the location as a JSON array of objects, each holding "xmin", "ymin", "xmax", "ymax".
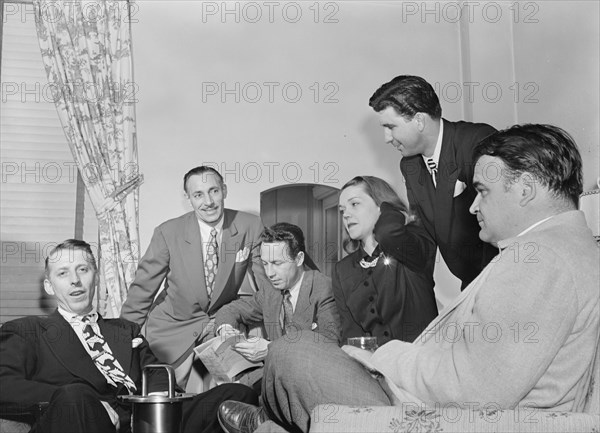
[
  {"xmin": 311, "ymin": 322, "xmax": 318, "ymax": 331},
  {"xmin": 235, "ymin": 247, "xmax": 250, "ymax": 263},
  {"xmin": 131, "ymin": 337, "xmax": 143, "ymax": 348},
  {"xmin": 453, "ymin": 180, "xmax": 467, "ymax": 197}
]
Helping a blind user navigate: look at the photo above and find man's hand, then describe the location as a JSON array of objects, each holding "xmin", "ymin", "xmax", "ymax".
[
  {"xmin": 216, "ymin": 324, "xmax": 242, "ymax": 341},
  {"xmin": 233, "ymin": 336, "xmax": 270, "ymax": 362}
]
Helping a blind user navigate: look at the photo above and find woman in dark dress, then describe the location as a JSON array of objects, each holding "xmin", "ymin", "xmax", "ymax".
[{"xmin": 334, "ymin": 176, "xmax": 438, "ymax": 346}]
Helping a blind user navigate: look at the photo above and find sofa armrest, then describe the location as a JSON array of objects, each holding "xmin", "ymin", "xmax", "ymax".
[{"xmin": 309, "ymin": 405, "xmax": 600, "ymax": 432}]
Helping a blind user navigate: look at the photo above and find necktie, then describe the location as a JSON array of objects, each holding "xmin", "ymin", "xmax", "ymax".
[
  {"xmin": 426, "ymin": 158, "xmax": 438, "ymax": 187},
  {"xmin": 205, "ymin": 228, "xmax": 219, "ymax": 297},
  {"xmin": 281, "ymin": 290, "xmax": 294, "ymax": 335},
  {"xmin": 81, "ymin": 316, "xmax": 137, "ymax": 393}
]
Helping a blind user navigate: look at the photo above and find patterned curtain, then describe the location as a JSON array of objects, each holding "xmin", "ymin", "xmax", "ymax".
[{"xmin": 33, "ymin": 0, "xmax": 143, "ymax": 317}]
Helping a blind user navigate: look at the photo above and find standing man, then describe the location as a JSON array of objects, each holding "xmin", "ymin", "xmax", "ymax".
[
  {"xmin": 0, "ymin": 239, "xmax": 258, "ymax": 433},
  {"xmin": 121, "ymin": 166, "xmax": 267, "ymax": 388},
  {"xmin": 369, "ymin": 75, "xmax": 497, "ymax": 287},
  {"xmin": 214, "ymin": 223, "xmax": 341, "ymax": 390},
  {"xmin": 218, "ymin": 124, "xmax": 599, "ymax": 433}
]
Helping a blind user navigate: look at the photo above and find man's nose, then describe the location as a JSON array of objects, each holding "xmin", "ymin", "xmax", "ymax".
[
  {"xmin": 384, "ymin": 129, "xmax": 392, "ymax": 143},
  {"xmin": 469, "ymin": 195, "xmax": 480, "ymax": 215},
  {"xmin": 71, "ymin": 274, "xmax": 82, "ymax": 286}
]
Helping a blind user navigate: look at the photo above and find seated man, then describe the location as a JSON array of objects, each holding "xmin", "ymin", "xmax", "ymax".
[
  {"xmin": 0, "ymin": 239, "xmax": 258, "ymax": 433},
  {"xmin": 214, "ymin": 222, "xmax": 341, "ymax": 391},
  {"xmin": 217, "ymin": 124, "xmax": 599, "ymax": 433}
]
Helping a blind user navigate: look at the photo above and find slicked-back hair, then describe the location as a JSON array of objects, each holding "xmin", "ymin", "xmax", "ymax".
[
  {"xmin": 341, "ymin": 176, "xmax": 414, "ymax": 253},
  {"xmin": 369, "ymin": 75, "xmax": 442, "ymax": 120},
  {"xmin": 44, "ymin": 239, "xmax": 97, "ymax": 277},
  {"xmin": 473, "ymin": 124, "xmax": 583, "ymax": 206},
  {"xmin": 261, "ymin": 222, "xmax": 319, "ymax": 270},
  {"xmin": 183, "ymin": 166, "xmax": 225, "ymax": 193}
]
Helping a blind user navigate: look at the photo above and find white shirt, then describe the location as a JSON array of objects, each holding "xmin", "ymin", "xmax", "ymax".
[
  {"xmin": 197, "ymin": 217, "xmax": 224, "ymax": 261},
  {"xmin": 422, "ymin": 120, "xmax": 444, "ymax": 178},
  {"xmin": 285, "ymin": 270, "xmax": 305, "ymax": 312}
]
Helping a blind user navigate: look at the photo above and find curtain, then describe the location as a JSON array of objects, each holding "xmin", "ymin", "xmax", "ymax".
[{"xmin": 33, "ymin": 0, "xmax": 143, "ymax": 317}]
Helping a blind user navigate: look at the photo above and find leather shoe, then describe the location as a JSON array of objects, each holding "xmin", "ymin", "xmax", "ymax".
[{"xmin": 218, "ymin": 400, "xmax": 269, "ymax": 433}]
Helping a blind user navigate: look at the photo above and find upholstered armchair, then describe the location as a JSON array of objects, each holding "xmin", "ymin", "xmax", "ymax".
[{"xmin": 310, "ymin": 340, "xmax": 599, "ymax": 432}]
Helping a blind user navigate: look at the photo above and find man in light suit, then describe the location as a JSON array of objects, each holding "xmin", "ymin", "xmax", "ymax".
[
  {"xmin": 214, "ymin": 223, "xmax": 341, "ymax": 391},
  {"xmin": 369, "ymin": 75, "xmax": 498, "ymax": 288},
  {"xmin": 218, "ymin": 124, "xmax": 599, "ymax": 433},
  {"xmin": 120, "ymin": 166, "xmax": 267, "ymax": 388},
  {"xmin": 0, "ymin": 239, "xmax": 258, "ymax": 433}
]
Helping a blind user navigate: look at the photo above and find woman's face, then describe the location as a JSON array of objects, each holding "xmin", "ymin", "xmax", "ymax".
[{"xmin": 339, "ymin": 185, "xmax": 380, "ymax": 243}]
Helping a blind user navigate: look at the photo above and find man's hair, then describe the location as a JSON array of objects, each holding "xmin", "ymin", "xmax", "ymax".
[
  {"xmin": 473, "ymin": 124, "xmax": 583, "ymax": 206},
  {"xmin": 369, "ymin": 75, "xmax": 442, "ymax": 120},
  {"xmin": 341, "ymin": 176, "xmax": 414, "ymax": 253},
  {"xmin": 44, "ymin": 239, "xmax": 97, "ymax": 277},
  {"xmin": 261, "ymin": 222, "xmax": 318, "ymax": 270},
  {"xmin": 183, "ymin": 166, "xmax": 224, "ymax": 192}
]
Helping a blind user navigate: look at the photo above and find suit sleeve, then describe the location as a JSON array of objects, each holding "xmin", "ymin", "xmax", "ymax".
[
  {"xmin": 121, "ymin": 227, "xmax": 170, "ymax": 325},
  {"xmin": 235, "ymin": 217, "xmax": 269, "ymax": 296},
  {"xmin": 374, "ymin": 202, "xmax": 436, "ymax": 274},
  {"xmin": 214, "ymin": 290, "xmax": 266, "ymax": 335},
  {"xmin": 0, "ymin": 322, "xmax": 60, "ymax": 407},
  {"xmin": 314, "ymin": 276, "xmax": 342, "ymax": 345},
  {"xmin": 332, "ymin": 262, "xmax": 364, "ymax": 343},
  {"xmin": 371, "ymin": 243, "xmax": 579, "ymax": 407}
]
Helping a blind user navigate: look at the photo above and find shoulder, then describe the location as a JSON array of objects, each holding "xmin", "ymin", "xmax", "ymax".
[
  {"xmin": 101, "ymin": 317, "xmax": 141, "ymax": 335},
  {"xmin": 0, "ymin": 316, "xmax": 48, "ymax": 342},
  {"xmin": 307, "ymin": 270, "xmax": 332, "ymax": 289},
  {"xmin": 444, "ymin": 119, "xmax": 496, "ymax": 142},
  {"xmin": 155, "ymin": 212, "xmax": 195, "ymax": 232},
  {"xmin": 225, "ymin": 209, "xmax": 262, "ymax": 225}
]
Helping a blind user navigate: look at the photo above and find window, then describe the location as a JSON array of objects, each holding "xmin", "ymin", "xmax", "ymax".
[{"xmin": 1, "ymin": 0, "xmax": 98, "ymax": 323}]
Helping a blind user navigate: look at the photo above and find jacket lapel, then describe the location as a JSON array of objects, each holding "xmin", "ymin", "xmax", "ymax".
[
  {"xmin": 293, "ymin": 270, "xmax": 313, "ymax": 327},
  {"xmin": 435, "ymin": 119, "xmax": 459, "ymax": 240},
  {"xmin": 42, "ymin": 311, "xmax": 107, "ymax": 390},
  {"xmin": 210, "ymin": 209, "xmax": 237, "ymax": 307},
  {"xmin": 183, "ymin": 212, "xmax": 208, "ymax": 306},
  {"xmin": 99, "ymin": 317, "xmax": 132, "ymax": 376}
]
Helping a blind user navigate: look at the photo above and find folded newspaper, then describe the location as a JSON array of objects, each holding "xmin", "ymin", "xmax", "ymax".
[{"xmin": 194, "ymin": 336, "xmax": 262, "ymax": 383}]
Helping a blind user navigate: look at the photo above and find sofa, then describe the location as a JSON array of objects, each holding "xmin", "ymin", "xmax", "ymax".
[{"xmin": 310, "ymin": 338, "xmax": 600, "ymax": 432}]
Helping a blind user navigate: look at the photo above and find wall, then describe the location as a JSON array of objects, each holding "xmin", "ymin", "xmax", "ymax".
[{"xmin": 132, "ymin": 1, "xmax": 599, "ymax": 305}]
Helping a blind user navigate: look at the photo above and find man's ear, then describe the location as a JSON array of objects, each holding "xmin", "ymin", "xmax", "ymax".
[
  {"xmin": 43, "ymin": 278, "xmax": 55, "ymax": 296},
  {"xmin": 295, "ymin": 251, "xmax": 305, "ymax": 267},
  {"xmin": 414, "ymin": 113, "xmax": 425, "ymax": 131},
  {"xmin": 519, "ymin": 173, "xmax": 537, "ymax": 206},
  {"xmin": 222, "ymin": 183, "xmax": 228, "ymax": 199}
]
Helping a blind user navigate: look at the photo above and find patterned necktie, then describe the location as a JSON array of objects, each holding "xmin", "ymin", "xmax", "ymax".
[
  {"xmin": 281, "ymin": 290, "xmax": 294, "ymax": 335},
  {"xmin": 426, "ymin": 158, "xmax": 438, "ymax": 187},
  {"xmin": 81, "ymin": 316, "xmax": 136, "ymax": 393},
  {"xmin": 205, "ymin": 228, "xmax": 219, "ymax": 297}
]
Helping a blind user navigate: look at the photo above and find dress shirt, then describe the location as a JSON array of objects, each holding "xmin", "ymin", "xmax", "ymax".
[
  {"xmin": 197, "ymin": 217, "xmax": 224, "ymax": 262},
  {"xmin": 422, "ymin": 120, "xmax": 444, "ymax": 176}
]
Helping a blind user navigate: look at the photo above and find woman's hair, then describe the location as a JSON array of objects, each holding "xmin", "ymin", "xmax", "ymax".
[{"xmin": 340, "ymin": 176, "xmax": 414, "ymax": 254}]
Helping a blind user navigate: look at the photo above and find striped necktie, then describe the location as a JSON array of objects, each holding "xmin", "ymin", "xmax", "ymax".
[
  {"xmin": 281, "ymin": 290, "xmax": 294, "ymax": 335},
  {"xmin": 205, "ymin": 228, "xmax": 219, "ymax": 297},
  {"xmin": 81, "ymin": 315, "xmax": 137, "ymax": 393},
  {"xmin": 426, "ymin": 158, "xmax": 438, "ymax": 187}
]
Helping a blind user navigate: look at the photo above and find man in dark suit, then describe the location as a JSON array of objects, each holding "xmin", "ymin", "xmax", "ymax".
[
  {"xmin": 121, "ymin": 166, "xmax": 268, "ymax": 388},
  {"xmin": 0, "ymin": 239, "xmax": 258, "ymax": 433},
  {"xmin": 369, "ymin": 75, "xmax": 498, "ymax": 288},
  {"xmin": 214, "ymin": 223, "xmax": 341, "ymax": 390}
]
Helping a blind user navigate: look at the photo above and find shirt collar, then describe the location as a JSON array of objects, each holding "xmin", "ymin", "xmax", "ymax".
[
  {"xmin": 422, "ymin": 120, "xmax": 443, "ymax": 175},
  {"xmin": 58, "ymin": 306, "xmax": 98, "ymax": 323},
  {"xmin": 497, "ymin": 215, "xmax": 555, "ymax": 249},
  {"xmin": 197, "ymin": 216, "xmax": 224, "ymax": 238}
]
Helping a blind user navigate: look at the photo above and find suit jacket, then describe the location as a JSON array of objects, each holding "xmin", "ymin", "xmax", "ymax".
[
  {"xmin": 401, "ymin": 119, "xmax": 498, "ymax": 286},
  {"xmin": 215, "ymin": 269, "xmax": 341, "ymax": 343},
  {"xmin": 333, "ymin": 203, "xmax": 437, "ymax": 346},
  {"xmin": 121, "ymin": 209, "xmax": 267, "ymax": 363},
  {"xmin": 371, "ymin": 211, "xmax": 600, "ymax": 412},
  {"xmin": 0, "ymin": 311, "xmax": 168, "ymax": 426}
]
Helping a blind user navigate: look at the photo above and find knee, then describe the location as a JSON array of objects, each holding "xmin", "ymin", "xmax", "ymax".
[{"xmin": 218, "ymin": 384, "xmax": 259, "ymax": 405}]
